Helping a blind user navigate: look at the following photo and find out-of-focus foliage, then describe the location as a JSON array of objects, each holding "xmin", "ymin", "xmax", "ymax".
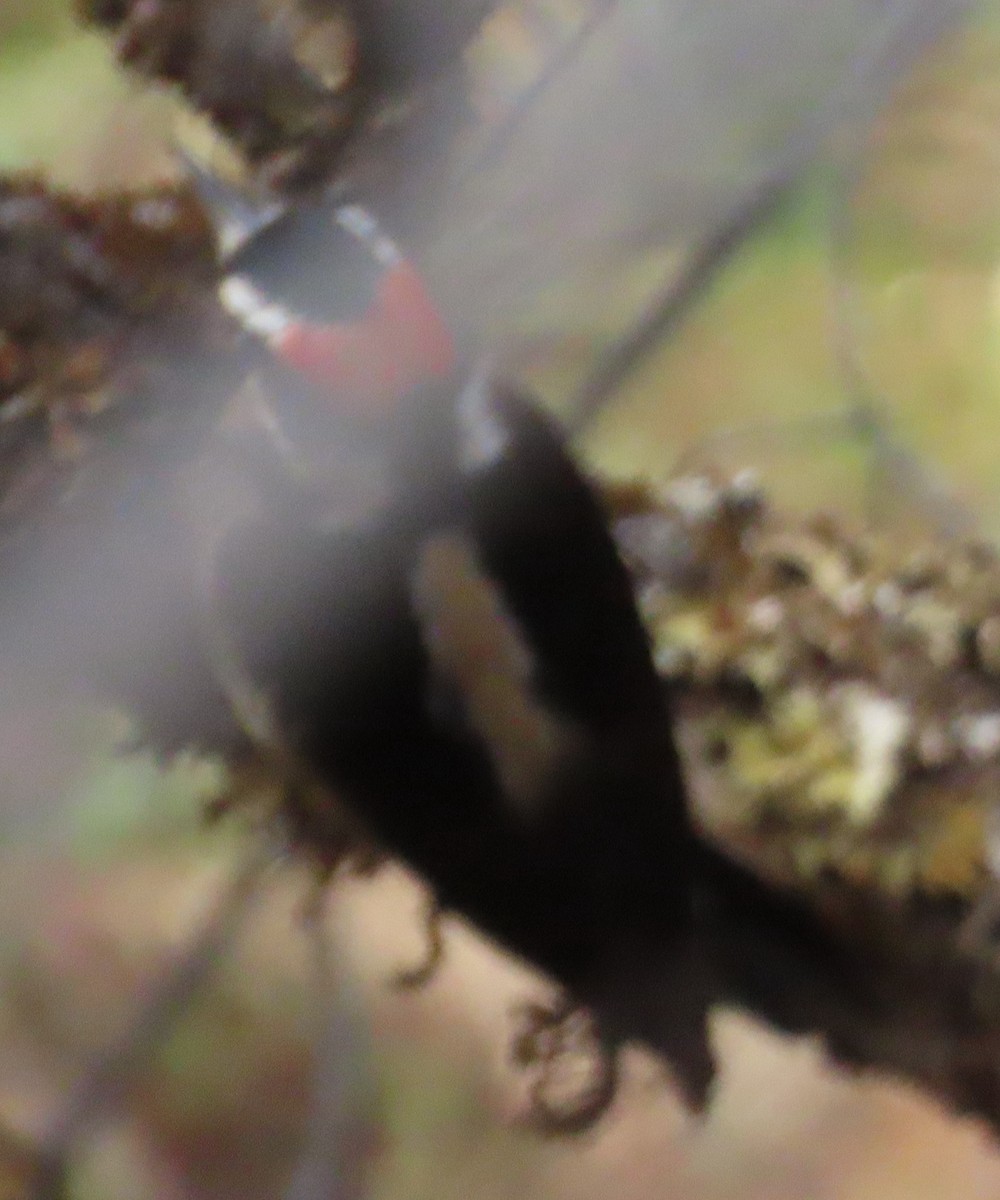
[{"xmin": 0, "ymin": 2, "xmax": 177, "ymax": 188}]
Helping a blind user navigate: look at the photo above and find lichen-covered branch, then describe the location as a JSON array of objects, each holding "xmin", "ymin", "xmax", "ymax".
[
  {"xmin": 613, "ymin": 473, "xmax": 1000, "ymax": 1123},
  {"xmin": 76, "ymin": 0, "xmax": 496, "ymax": 188}
]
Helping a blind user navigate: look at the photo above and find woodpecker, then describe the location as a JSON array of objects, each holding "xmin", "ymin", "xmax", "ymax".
[
  {"xmin": 217, "ymin": 200, "xmax": 456, "ymax": 419},
  {"xmin": 202, "ymin": 185, "xmax": 716, "ymax": 1102}
]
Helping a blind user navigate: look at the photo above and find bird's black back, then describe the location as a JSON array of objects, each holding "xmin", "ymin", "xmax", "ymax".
[{"xmin": 216, "ymin": 379, "xmax": 694, "ymax": 999}]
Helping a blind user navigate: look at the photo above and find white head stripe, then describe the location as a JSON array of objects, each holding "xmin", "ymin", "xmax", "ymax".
[
  {"xmin": 219, "ymin": 274, "xmax": 293, "ymax": 340},
  {"xmin": 335, "ymin": 204, "xmax": 402, "ymax": 267}
]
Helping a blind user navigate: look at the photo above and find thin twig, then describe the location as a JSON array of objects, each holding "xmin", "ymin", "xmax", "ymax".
[
  {"xmin": 568, "ymin": 0, "xmax": 977, "ymax": 436},
  {"xmin": 462, "ymin": 0, "xmax": 619, "ymax": 183},
  {"xmin": 824, "ymin": 1, "xmax": 979, "ymax": 537},
  {"xmin": 567, "ymin": 170, "xmax": 801, "ymax": 435},
  {"xmin": 283, "ymin": 898, "xmax": 375, "ymax": 1200},
  {"xmin": 31, "ymin": 842, "xmax": 275, "ymax": 1200}
]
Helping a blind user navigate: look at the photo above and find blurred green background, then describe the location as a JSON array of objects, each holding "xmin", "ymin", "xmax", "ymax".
[{"xmin": 4, "ymin": 3, "xmax": 1000, "ymax": 1199}]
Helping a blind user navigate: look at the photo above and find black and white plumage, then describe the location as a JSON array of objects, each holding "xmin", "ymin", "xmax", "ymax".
[{"xmin": 212, "ymin": 371, "xmax": 715, "ymax": 1098}]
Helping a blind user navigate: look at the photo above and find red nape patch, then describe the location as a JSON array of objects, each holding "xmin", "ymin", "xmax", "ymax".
[{"xmin": 274, "ymin": 261, "xmax": 456, "ymax": 419}]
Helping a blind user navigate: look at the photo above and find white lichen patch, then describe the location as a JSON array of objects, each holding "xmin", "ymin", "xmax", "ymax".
[
  {"xmin": 661, "ymin": 474, "xmax": 722, "ymax": 523},
  {"xmin": 745, "ymin": 595, "xmax": 785, "ymax": 635},
  {"xmin": 900, "ymin": 596, "xmax": 965, "ymax": 669},
  {"xmin": 130, "ymin": 196, "xmax": 181, "ymax": 231},
  {"xmin": 830, "ymin": 685, "xmax": 913, "ymax": 828},
  {"xmin": 953, "ymin": 712, "xmax": 1000, "ymax": 762}
]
